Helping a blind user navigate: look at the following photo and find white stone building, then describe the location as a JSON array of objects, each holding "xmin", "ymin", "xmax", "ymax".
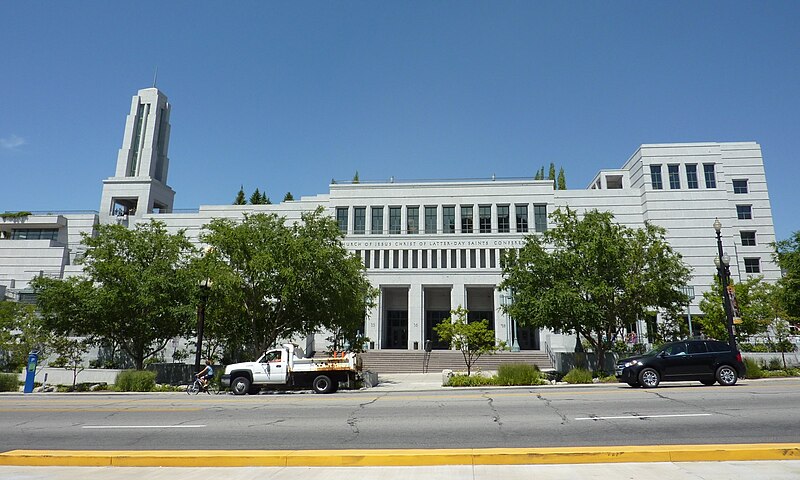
[{"xmin": 0, "ymin": 87, "xmax": 781, "ymax": 353}]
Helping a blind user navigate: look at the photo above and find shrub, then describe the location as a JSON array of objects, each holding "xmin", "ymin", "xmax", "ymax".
[
  {"xmin": 0, "ymin": 373, "xmax": 19, "ymax": 392},
  {"xmin": 743, "ymin": 358, "xmax": 764, "ymax": 379},
  {"xmin": 767, "ymin": 358, "xmax": 783, "ymax": 371},
  {"xmin": 496, "ymin": 363, "xmax": 545, "ymax": 386},
  {"xmin": 563, "ymin": 368, "xmax": 593, "ymax": 384},
  {"xmin": 447, "ymin": 374, "xmax": 497, "ymax": 387},
  {"xmin": 115, "ymin": 370, "xmax": 157, "ymax": 392}
]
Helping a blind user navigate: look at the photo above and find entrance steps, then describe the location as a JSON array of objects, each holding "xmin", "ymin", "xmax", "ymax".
[{"xmin": 359, "ymin": 350, "xmax": 553, "ymax": 374}]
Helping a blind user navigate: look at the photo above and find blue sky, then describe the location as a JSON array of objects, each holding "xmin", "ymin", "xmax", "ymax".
[{"xmin": 1, "ymin": 1, "xmax": 798, "ymax": 240}]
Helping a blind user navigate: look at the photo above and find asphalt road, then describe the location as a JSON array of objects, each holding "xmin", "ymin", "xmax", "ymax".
[{"xmin": 2, "ymin": 379, "xmax": 799, "ymax": 451}]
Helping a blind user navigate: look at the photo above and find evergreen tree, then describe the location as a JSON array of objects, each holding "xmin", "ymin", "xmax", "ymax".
[
  {"xmin": 283, "ymin": 192, "xmax": 294, "ymax": 202},
  {"xmin": 352, "ymin": 171, "xmax": 360, "ymax": 183},
  {"xmin": 249, "ymin": 188, "xmax": 262, "ymax": 205},
  {"xmin": 261, "ymin": 192, "xmax": 271, "ymax": 205},
  {"xmin": 557, "ymin": 167, "xmax": 567, "ymax": 190},
  {"xmin": 234, "ymin": 185, "xmax": 246, "ymax": 205},
  {"xmin": 548, "ymin": 163, "xmax": 556, "ymax": 181},
  {"xmin": 539, "ymin": 166, "xmax": 545, "ymax": 180}
]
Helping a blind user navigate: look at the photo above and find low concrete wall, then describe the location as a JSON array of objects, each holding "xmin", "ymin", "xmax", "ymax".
[
  {"xmin": 553, "ymin": 352, "xmax": 617, "ymax": 375},
  {"xmin": 18, "ymin": 368, "xmax": 121, "ymax": 386},
  {"xmin": 742, "ymin": 352, "xmax": 800, "ymax": 368}
]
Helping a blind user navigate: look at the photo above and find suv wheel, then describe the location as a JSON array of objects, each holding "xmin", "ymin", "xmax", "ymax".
[
  {"xmin": 716, "ymin": 365, "xmax": 738, "ymax": 386},
  {"xmin": 639, "ymin": 368, "xmax": 660, "ymax": 388}
]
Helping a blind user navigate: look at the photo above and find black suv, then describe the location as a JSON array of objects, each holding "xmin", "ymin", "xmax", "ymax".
[{"xmin": 616, "ymin": 339, "xmax": 746, "ymax": 388}]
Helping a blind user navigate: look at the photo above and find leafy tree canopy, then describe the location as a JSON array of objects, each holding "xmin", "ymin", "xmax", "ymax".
[
  {"xmin": 773, "ymin": 231, "xmax": 800, "ymax": 319},
  {"xmin": 200, "ymin": 207, "xmax": 377, "ymax": 359},
  {"xmin": 500, "ymin": 208, "xmax": 691, "ymax": 371},
  {"xmin": 0, "ymin": 302, "xmax": 52, "ymax": 372},
  {"xmin": 33, "ymin": 220, "xmax": 198, "ymax": 369},
  {"xmin": 698, "ymin": 276, "xmax": 777, "ymax": 343}
]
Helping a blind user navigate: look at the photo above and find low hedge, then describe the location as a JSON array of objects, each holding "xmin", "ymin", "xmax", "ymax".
[
  {"xmin": 115, "ymin": 370, "xmax": 157, "ymax": 392},
  {"xmin": 496, "ymin": 363, "xmax": 546, "ymax": 386},
  {"xmin": 0, "ymin": 373, "xmax": 19, "ymax": 392},
  {"xmin": 448, "ymin": 374, "xmax": 496, "ymax": 387},
  {"xmin": 563, "ymin": 367, "xmax": 593, "ymax": 384}
]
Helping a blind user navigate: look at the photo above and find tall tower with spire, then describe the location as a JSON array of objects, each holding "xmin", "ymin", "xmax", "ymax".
[{"xmin": 99, "ymin": 87, "xmax": 175, "ymax": 225}]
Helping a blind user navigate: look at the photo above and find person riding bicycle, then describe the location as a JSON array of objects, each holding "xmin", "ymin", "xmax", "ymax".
[{"xmin": 196, "ymin": 360, "xmax": 214, "ymax": 389}]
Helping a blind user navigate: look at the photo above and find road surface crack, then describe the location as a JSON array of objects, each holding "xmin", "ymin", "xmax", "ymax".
[
  {"xmin": 536, "ymin": 393, "xmax": 568, "ymax": 424},
  {"xmin": 482, "ymin": 393, "xmax": 504, "ymax": 429},
  {"xmin": 644, "ymin": 390, "xmax": 733, "ymax": 417},
  {"xmin": 344, "ymin": 394, "xmax": 385, "ymax": 442}
]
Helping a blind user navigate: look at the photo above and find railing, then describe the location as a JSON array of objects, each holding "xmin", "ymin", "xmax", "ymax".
[{"xmin": 545, "ymin": 339, "xmax": 557, "ymax": 370}]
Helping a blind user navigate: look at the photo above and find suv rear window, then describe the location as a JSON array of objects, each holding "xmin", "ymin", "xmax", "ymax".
[
  {"xmin": 687, "ymin": 342, "xmax": 707, "ymax": 354},
  {"xmin": 705, "ymin": 340, "xmax": 731, "ymax": 352}
]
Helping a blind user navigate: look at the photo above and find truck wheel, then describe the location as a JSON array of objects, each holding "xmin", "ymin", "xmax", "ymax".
[
  {"xmin": 231, "ymin": 376, "xmax": 251, "ymax": 395},
  {"xmin": 312, "ymin": 375, "xmax": 334, "ymax": 394}
]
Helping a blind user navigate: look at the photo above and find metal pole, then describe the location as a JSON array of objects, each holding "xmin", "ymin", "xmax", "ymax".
[
  {"xmin": 715, "ymin": 229, "xmax": 737, "ymax": 351},
  {"xmin": 194, "ymin": 284, "xmax": 208, "ymax": 371}
]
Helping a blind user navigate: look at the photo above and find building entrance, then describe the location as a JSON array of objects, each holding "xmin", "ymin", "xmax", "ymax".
[
  {"xmin": 384, "ymin": 310, "xmax": 408, "ymax": 349},
  {"xmin": 424, "ymin": 286, "xmax": 451, "ymax": 350}
]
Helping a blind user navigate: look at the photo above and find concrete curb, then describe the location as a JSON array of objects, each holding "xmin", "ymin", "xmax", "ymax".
[{"xmin": 2, "ymin": 444, "xmax": 799, "ymax": 467}]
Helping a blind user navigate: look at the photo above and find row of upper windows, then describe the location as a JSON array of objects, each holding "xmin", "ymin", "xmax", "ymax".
[
  {"xmin": 336, "ymin": 204, "xmax": 548, "ymax": 235},
  {"xmin": 355, "ymin": 247, "xmax": 517, "ymax": 270},
  {"xmin": 648, "ymin": 164, "xmax": 751, "ymax": 193},
  {"xmin": 9, "ymin": 229, "xmax": 59, "ymax": 240}
]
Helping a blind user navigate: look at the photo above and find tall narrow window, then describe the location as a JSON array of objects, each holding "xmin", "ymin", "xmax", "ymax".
[
  {"xmin": 389, "ymin": 207, "xmax": 401, "ymax": 234},
  {"xmin": 703, "ymin": 164, "xmax": 717, "ymax": 188},
  {"xmin": 354, "ymin": 207, "xmax": 366, "ymax": 234},
  {"xmin": 733, "ymin": 180, "xmax": 749, "ymax": 194},
  {"xmin": 336, "ymin": 207, "xmax": 348, "ymax": 234},
  {"xmin": 737, "ymin": 205, "xmax": 753, "ymax": 220},
  {"xmin": 371, "ymin": 206, "xmax": 383, "ymax": 234},
  {"xmin": 534, "ymin": 204, "xmax": 547, "ymax": 233},
  {"xmin": 650, "ymin": 165, "xmax": 663, "ymax": 190},
  {"xmin": 443, "ymin": 206, "xmax": 455, "ymax": 233},
  {"xmin": 128, "ymin": 103, "xmax": 146, "ymax": 176},
  {"xmin": 515, "ymin": 205, "xmax": 528, "ymax": 233},
  {"xmin": 425, "ymin": 206, "xmax": 437, "ymax": 234},
  {"xmin": 668, "ymin": 165, "xmax": 680, "ymax": 189},
  {"xmin": 686, "ymin": 164, "xmax": 699, "ymax": 189},
  {"xmin": 479, "ymin": 205, "xmax": 491, "ymax": 233},
  {"xmin": 407, "ymin": 206, "xmax": 419, "ymax": 234},
  {"xmin": 461, "ymin": 205, "xmax": 473, "ymax": 233},
  {"xmin": 497, "ymin": 205, "xmax": 510, "ymax": 233}
]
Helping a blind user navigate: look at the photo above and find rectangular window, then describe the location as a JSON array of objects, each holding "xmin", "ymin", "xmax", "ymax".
[
  {"xmin": 686, "ymin": 164, "xmax": 699, "ymax": 189},
  {"xmin": 389, "ymin": 207, "xmax": 401, "ymax": 234},
  {"xmin": 371, "ymin": 207, "xmax": 383, "ymax": 234},
  {"xmin": 10, "ymin": 229, "xmax": 59, "ymax": 240},
  {"xmin": 431, "ymin": 249, "xmax": 438, "ymax": 268},
  {"xmin": 515, "ymin": 205, "xmax": 528, "ymax": 233},
  {"xmin": 364, "ymin": 250, "xmax": 370, "ymax": 268},
  {"xmin": 497, "ymin": 205, "xmax": 510, "ymax": 233},
  {"xmin": 407, "ymin": 206, "xmax": 419, "ymax": 234},
  {"xmin": 403, "ymin": 250, "xmax": 408, "ymax": 268},
  {"xmin": 480, "ymin": 249, "xmax": 486, "ymax": 268},
  {"xmin": 534, "ymin": 204, "xmax": 547, "ymax": 233},
  {"xmin": 741, "ymin": 231, "xmax": 756, "ymax": 246},
  {"xmin": 460, "ymin": 249, "xmax": 467, "ymax": 268},
  {"xmin": 733, "ymin": 179, "xmax": 749, "ymax": 194},
  {"xmin": 354, "ymin": 207, "xmax": 366, "ymax": 234},
  {"xmin": 422, "ymin": 250, "xmax": 428, "ymax": 268},
  {"xmin": 668, "ymin": 164, "xmax": 680, "ymax": 189},
  {"xmin": 650, "ymin": 165, "xmax": 663, "ymax": 190},
  {"xmin": 412, "ymin": 250, "xmax": 419, "ymax": 268},
  {"xmin": 744, "ymin": 258, "xmax": 761, "ymax": 274},
  {"xmin": 441, "ymin": 249, "xmax": 447, "ymax": 268},
  {"xmin": 450, "ymin": 249, "xmax": 456, "ymax": 268},
  {"xmin": 443, "ymin": 206, "xmax": 455, "ymax": 233},
  {"xmin": 373, "ymin": 250, "xmax": 379, "ymax": 269},
  {"xmin": 479, "ymin": 205, "xmax": 491, "ymax": 233},
  {"xmin": 461, "ymin": 205, "xmax": 473, "ymax": 233},
  {"xmin": 703, "ymin": 164, "xmax": 717, "ymax": 188},
  {"xmin": 737, "ymin": 205, "xmax": 753, "ymax": 220},
  {"xmin": 489, "ymin": 249, "xmax": 496, "ymax": 268},
  {"xmin": 384, "ymin": 250, "xmax": 389, "ymax": 268},
  {"xmin": 393, "ymin": 250, "xmax": 399, "ymax": 268},
  {"xmin": 336, "ymin": 207, "xmax": 348, "ymax": 234},
  {"xmin": 424, "ymin": 206, "xmax": 437, "ymax": 234},
  {"xmin": 470, "ymin": 249, "xmax": 477, "ymax": 267}
]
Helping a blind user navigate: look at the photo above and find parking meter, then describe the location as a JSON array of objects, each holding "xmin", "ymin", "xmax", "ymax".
[{"xmin": 24, "ymin": 351, "xmax": 39, "ymax": 394}]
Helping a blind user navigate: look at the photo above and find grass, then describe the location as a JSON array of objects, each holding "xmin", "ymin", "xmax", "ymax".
[
  {"xmin": 495, "ymin": 363, "xmax": 546, "ymax": 386},
  {"xmin": 562, "ymin": 368, "xmax": 593, "ymax": 384}
]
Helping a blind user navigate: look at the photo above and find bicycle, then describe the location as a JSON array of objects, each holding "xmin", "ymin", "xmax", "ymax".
[{"xmin": 187, "ymin": 376, "xmax": 220, "ymax": 395}]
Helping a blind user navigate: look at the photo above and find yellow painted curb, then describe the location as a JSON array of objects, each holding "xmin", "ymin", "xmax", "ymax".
[{"xmin": 1, "ymin": 444, "xmax": 799, "ymax": 467}]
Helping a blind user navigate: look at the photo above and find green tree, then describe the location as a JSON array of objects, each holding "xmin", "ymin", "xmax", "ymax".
[
  {"xmin": 548, "ymin": 162, "xmax": 556, "ymax": 181},
  {"xmin": 33, "ymin": 221, "xmax": 197, "ymax": 370},
  {"xmin": 262, "ymin": 191, "xmax": 271, "ymax": 205},
  {"xmin": 352, "ymin": 171, "xmax": 360, "ymax": 183},
  {"xmin": 283, "ymin": 192, "xmax": 294, "ymax": 202},
  {"xmin": 698, "ymin": 277, "xmax": 773, "ymax": 343},
  {"xmin": 249, "ymin": 188, "xmax": 262, "ymax": 205},
  {"xmin": 50, "ymin": 337, "xmax": 90, "ymax": 390},
  {"xmin": 200, "ymin": 207, "xmax": 377, "ymax": 359},
  {"xmin": 234, "ymin": 185, "xmax": 246, "ymax": 205},
  {"xmin": 557, "ymin": 167, "xmax": 566, "ymax": 190},
  {"xmin": 773, "ymin": 231, "xmax": 800, "ymax": 319},
  {"xmin": 500, "ymin": 208, "xmax": 691, "ymax": 372},
  {"xmin": 0, "ymin": 302, "xmax": 52, "ymax": 372},
  {"xmin": 434, "ymin": 307, "xmax": 503, "ymax": 376}
]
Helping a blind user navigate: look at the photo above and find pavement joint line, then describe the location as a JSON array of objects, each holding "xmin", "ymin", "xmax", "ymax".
[
  {"xmin": 1, "ymin": 444, "xmax": 799, "ymax": 467},
  {"xmin": 574, "ymin": 413, "xmax": 712, "ymax": 421}
]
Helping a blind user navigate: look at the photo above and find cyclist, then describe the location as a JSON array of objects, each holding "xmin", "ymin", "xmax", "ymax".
[{"xmin": 196, "ymin": 360, "xmax": 214, "ymax": 390}]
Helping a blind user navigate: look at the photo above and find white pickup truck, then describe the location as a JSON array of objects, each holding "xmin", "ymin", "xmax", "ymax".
[{"xmin": 220, "ymin": 343, "xmax": 361, "ymax": 395}]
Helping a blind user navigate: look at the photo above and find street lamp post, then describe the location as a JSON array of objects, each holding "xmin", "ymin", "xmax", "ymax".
[
  {"xmin": 713, "ymin": 218, "xmax": 737, "ymax": 352},
  {"xmin": 194, "ymin": 277, "xmax": 212, "ymax": 371},
  {"xmin": 500, "ymin": 290, "xmax": 520, "ymax": 352}
]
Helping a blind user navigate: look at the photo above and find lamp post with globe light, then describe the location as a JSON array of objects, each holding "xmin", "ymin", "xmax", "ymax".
[{"xmin": 713, "ymin": 218, "xmax": 737, "ymax": 351}]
